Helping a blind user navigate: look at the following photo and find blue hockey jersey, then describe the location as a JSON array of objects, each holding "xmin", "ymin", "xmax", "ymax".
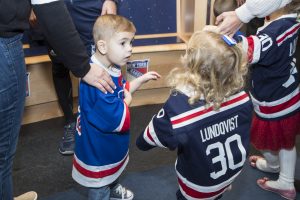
[
  {"xmin": 136, "ymin": 90, "xmax": 253, "ymax": 200},
  {"xmin": 72, "ymin": 55, "xmax": 130, "ymax": 188},
  {"xmin": 240, "ymin": 14, "xmax": 300, "ymax": 120}
]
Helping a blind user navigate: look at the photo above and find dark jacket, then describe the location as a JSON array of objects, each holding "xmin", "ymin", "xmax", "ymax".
[
  {"xmin": 0, "ymin": 0, "xmax": 90, "ymax": 78},
  {"xmin": 0, "ymin": 0, "xmax": 31, "ymax": 37}
]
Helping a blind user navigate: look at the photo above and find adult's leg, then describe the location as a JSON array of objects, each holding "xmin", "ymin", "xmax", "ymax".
[
  {"xmin": 47, "ymin": 46, "xmax": 76, "ymax": 155},
  {"xmin": 48, "ymin": 48, "xmax": 75, "ymax": 124},
  {"xmin": 0, "ymin": 34, "xmax": 26, "ymax": 200}
]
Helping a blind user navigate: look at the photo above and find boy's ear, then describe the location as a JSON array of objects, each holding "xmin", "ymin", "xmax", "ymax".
[{"xmin": 96, "ymin": 40, "xmax": 107, "ymax": 55}]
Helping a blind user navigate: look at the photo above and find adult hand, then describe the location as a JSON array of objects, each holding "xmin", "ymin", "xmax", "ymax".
[
  {"xmin": 101, "ymin": 0, "xmax": 117, "ymax": 15},
  {"xmin": 215, "ymin": 11, "xmax": 243, "ymax": 37},
  {"xmin": 82, "ymin": 63, "xmax": 116, "ymax": 94},
  {"xmin": 29, "ymin": 9, "xmax": 38, "ymax": 27},
  {"xmin": 236, "ymin": 0, "xmax": 245, "ymax": 7}
]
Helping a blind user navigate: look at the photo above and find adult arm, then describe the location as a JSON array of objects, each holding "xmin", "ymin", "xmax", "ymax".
[
  {"xmin": 216, "ymin": 0, "xmax": 289, "ymax": 36},
  {"xmin": 31, "ymin": 0, "xmax": 115, "ymax": 93}
]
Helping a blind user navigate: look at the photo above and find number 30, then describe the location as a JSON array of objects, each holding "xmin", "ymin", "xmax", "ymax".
[{"xmin": 206, "ymin": 134, "xmax": 246, "ymax": 179}]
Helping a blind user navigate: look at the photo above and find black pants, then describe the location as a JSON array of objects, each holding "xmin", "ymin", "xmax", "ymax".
[
  {"xmin": 48, "ymin": 47, "xmax": 75, "ymax": 125},
  {"xmin": 176, "ymin": 190, "xmax": 223, "ymax": 200}
]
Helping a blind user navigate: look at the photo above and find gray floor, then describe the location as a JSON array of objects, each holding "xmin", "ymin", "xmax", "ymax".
[{"xmin": 13, "ymin": 104, "xmax": 300, "ymax": 200}]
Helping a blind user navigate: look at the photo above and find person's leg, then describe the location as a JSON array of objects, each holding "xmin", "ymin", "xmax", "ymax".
[
  {"xmin": 0, "ymin": 34, "xmax": 26, "ymax": 200},
  {"xmin": 249, "ymin": 150, "xmax": 280, "ymax": 173},
  {"xmin": 49, "ymin": 49, "xmax": 75, "ymax": 125},
  {"xmin": 48, "ymin": 47, "xmax": 76, "ymax": 155},
  {"xmin": 257, "ymin": 147, "xmax": 296, "ymax": 199},
  {"xmin": 88, "ymin": 186, "xmax": 110, "ymax": 200}
]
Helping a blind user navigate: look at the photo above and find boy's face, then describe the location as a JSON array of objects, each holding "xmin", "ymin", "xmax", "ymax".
[{"xmin": 106, "ymin": 31, "xmax": 135, "ymax": 66}]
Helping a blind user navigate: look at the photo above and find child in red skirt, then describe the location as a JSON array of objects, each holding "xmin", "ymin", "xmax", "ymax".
[{"xmin": 239, "ymin": 0, "xmax": 300, "ymax": 199}]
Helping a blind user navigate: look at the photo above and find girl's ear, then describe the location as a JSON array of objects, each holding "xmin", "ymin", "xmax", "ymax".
[{"xmin": 96, "ymin": 40, "xmax": 107, "ymax": 55}]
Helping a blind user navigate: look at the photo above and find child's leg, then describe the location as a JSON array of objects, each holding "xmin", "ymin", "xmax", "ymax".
[
  {"xmin": 249, "ymin": 150, "xmax": 280, "ymax": 173},
  {"xmin": 88, "ymin": 186, "xmax": 110, "ymax": 200},
  {"xmin": 265, "ymin": 147, "xmax": 296, "ymax": 190},
  {"xmin": 257, "ymin": 147, "xmax": 296, "ymax": 200}
]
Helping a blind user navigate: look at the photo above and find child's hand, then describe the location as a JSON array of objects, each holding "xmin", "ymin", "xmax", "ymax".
[
  {"xmin": 140, "ymin": 71, "xmax": 161, "ymax": 83},
  {"xmin": 124, "ymin": 89, "xmax": 132, "ymax": 105}
]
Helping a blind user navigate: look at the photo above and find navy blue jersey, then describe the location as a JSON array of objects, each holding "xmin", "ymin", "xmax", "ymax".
[
  {"xmin": 137, "ymin": 90, "xmax": 253, "ymax": 199},
  {"xmin": 240, "ymin": 14, "xmax": 300, "ymax": 120},
  {"xmin": 72, "ymin": 55, "xmax": 131, "ymax": 188}
]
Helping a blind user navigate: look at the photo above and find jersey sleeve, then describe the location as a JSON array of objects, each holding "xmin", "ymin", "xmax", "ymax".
[
  {"xmin": 86, "ymin": 91, "xmax": 130, "ymax": 133},
  {"xmin": 136, "ymin": 103, "xmax": 178, "ymax": 151},
  {"xmin": 32, "ymin": 0, "xmax": 90, "ymax": 77},
  {"xmin": 240, "ymin": 31, "xmax": 277, "ymax": 66}
]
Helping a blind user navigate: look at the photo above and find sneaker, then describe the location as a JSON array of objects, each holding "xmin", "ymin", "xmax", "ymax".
[
  {"xmin": 59, "ymin": 122, "xmax": 76, "ymax": 155},
  {"xmin": 110, "ymin": 184, "xmax": 134, "ymax": 200},
  {"xmin": 14, "ymin": 191, "xmax": 37, "ymax": 200}
]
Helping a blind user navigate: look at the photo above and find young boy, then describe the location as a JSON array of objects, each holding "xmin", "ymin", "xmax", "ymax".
[{"xmin": 72, "ymin": 14, "xmax": 160, "ymax": 200}]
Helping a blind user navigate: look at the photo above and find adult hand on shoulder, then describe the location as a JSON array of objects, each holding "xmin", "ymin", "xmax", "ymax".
[
  {"xmin": 82, "ymin": 63, "xmax": 116, "ymax": 94},
  {"xmin": 101, "ymin": 0, "xmax": 117, "ymax": 15},
  {"xmin": 215, "ymin": 11, "xmax": 243, "ymax": 37}
]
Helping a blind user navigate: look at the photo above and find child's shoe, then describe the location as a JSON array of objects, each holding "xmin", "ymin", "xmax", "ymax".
[
  {"xmin": 110, "ymin": 184, "xmax": 134, "ymax": 200},
  {"xmin": 14, "ymin": 191, "xmax": 37, "ymax": 200}
]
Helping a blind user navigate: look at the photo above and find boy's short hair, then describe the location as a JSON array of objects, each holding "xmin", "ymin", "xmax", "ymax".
[
  {"xmin": 213, "ymin": 0, "xmax": 237, "ymax": 17},
  {"xmin": 93, "ymin": 14, "xmax": 136, "ymax": 42}
]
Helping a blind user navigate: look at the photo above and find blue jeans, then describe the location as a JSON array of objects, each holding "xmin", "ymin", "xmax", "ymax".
[
  {"xmin": 0, "ymin": 34, "xmax": 26, "ymax": 200},
  {"xmin": 88, "ymin": 186, "xmax": 110, "ymax": 200}
]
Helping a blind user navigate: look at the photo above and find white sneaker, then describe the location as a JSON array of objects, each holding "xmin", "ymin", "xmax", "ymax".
[
  {"xmin": 14, "ymin": 191, "xmax": 37, "ymax": 200},
  {"xmin": 110, "ymin": 184, "xmax": 134, "ymax": 200}
]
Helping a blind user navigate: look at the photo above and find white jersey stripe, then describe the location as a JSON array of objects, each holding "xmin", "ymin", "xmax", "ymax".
[
  {"xmin": 72, "ymin": 156, "xmax": 128, "ymax": 188},
  {"xmin": 143, "ymin": 126, "xmax": 156, "ymax": 146},
  {"xmin": 113, "ymin": 102, "xmax": 128, "ymax": 132},
  {"xmin": 250, "ymin": 87, "xmax": 300, "ymax": 118},
  {"xmin": 171, "ymin": 92, "xmax": 249, "ymax": 129},
  {"xmin": 148, "ymin": 120, "xmax": 167, "ymax": 148},
  {"xmin": 31, "ymin": 0, "xmax": 59, "ymax": 4},
  {"xmin": 277, "ymin": 23, "xmax": 300, "ymax": 46},
  {"xmin": 176, "ymin": 164, "xmax": 241, "ymax": 193},
  {"xmin": 73, "ymin": 152, "xmax": 128, "ymax": 172}
]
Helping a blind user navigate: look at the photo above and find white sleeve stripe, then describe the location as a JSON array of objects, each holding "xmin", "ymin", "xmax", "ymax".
[
  {"xmin": 143, "ymin": 126, "xmax": 156, "ymax": 146},
  {"xmin": 31, "ymin": 0, "xmax": 59, "ymax": 4},
  {"xmin": 148, "ymin": 120, "xmax": 167, "ymax": 148},
  {"xmin": 113, "ymin": 103, "xmax": 127, "ymax": 132},
  {"xmin": 251, "ymin": 36, "xmax": 261, "ymax": 64}
]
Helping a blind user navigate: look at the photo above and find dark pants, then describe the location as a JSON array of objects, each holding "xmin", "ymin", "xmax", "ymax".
[
  {"xmin": 49, "ymin": 0, "xmax": 104, "ymax": 124},
  {"xmin": 176, "ymin": 190, "xmax": 223, "ymax": 200}
]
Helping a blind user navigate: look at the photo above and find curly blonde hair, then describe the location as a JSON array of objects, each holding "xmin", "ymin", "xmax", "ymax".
[{"xmin": 167, "ymin": 31, "xmax": 248, "ymax": 110}]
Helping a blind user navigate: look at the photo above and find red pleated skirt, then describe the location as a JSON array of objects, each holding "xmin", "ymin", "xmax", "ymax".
[{"xmin": 250, "ymin": 111, "xmax": 300, "ymax": 151}]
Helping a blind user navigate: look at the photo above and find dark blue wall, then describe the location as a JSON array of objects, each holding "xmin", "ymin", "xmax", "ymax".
[{"xmin": 118, "ymin": 0, "xmax": 177, "ymax": 35}]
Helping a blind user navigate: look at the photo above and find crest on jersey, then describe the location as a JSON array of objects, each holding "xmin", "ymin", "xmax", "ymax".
[{"xmin": 126, "ymin": 59, "xmax": 149, "ymax": 81}]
